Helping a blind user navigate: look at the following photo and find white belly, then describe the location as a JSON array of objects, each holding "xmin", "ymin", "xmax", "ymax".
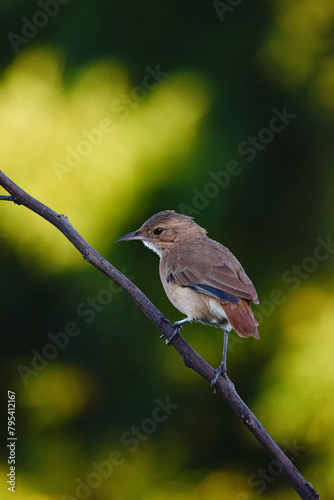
[{"xmin": 163, "ymin": 282, "xmax": 232, "ymax": 331}]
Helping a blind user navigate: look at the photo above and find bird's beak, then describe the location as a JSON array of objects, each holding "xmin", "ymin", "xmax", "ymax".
[{"xmin": 116, "ymin": 230, "xmax": 144, "ymax": 243}]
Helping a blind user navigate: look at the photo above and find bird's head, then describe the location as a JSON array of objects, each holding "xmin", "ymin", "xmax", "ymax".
[{"xmin": 116, "ymin": 210, "xmax": 207, "ymax": 256}]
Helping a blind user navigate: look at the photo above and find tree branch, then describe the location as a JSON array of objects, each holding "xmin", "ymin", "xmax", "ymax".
[
  {"xmin": 0, "ymin": 171, "xmax": 319, "ymax": 500},
  {"xmin": 0, "ymin": 195, "xmax": 15, "ymax": 201}
]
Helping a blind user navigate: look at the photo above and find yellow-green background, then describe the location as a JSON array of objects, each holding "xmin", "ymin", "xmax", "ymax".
[{"xmin": 1, "ymin": 1, "xmax": 334, "ymax": 499}]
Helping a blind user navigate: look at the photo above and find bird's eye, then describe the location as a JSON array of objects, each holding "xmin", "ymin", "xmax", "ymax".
[{"xmin": 153, "ymin": 227, "xmax": 163, "ymax": 235}]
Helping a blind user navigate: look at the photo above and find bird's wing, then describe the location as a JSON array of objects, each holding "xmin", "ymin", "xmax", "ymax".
[{"xmin": 167, "ymin": 261, "xmax": 258, "ymax": 305}]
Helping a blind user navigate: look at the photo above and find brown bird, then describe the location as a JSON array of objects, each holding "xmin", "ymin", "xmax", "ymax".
[{"xmin": 117, "ymin": 210, "xmax": 259, "ymax": 384}]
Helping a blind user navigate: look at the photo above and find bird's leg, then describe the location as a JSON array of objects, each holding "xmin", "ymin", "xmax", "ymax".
[
  {"xmin": 211, "ymin": 330, "xmax": 229, "ymax": 387},
  {"xmin": 161, "ymin": 317, "xmax": 190, "ymax": 344},
  {"xmin": 173, "ymin": 317, "xmax": 191, "ymax": 329}
]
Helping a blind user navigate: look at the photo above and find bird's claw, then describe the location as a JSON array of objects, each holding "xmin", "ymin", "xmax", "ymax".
[
  {"xmin": 160, "ymin": 322, "xmax": 183, "ymax": 345},
  {"xmin": 210, "ymin": 363, "xmax": 226, "ymax": 391}
]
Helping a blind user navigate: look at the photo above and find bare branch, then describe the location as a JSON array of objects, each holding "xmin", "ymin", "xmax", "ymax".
[
  {"xmin": 0, "ymin": 171, "xmax": 319, "ymax": 500},
  {"xmin": 0, "ymin": 195, "xmax": 15, "ymax": 201}
]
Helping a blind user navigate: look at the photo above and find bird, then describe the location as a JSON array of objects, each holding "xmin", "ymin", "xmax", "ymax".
[{"xmin": 116, "ymin": 210, "xmax": 259, "ymax": 385}]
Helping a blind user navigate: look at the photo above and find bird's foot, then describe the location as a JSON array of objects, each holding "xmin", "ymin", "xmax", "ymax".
[
  {"xmin": 160, "ymin": 321, "xmax": 185, "ymax": 345},
  {"xmin": 160, "ymin": 318, "xmax": 189, "ymax": 345},
  {"xmin": 210, "ymin": 362, "xmax": 226, "ymax": 391}
]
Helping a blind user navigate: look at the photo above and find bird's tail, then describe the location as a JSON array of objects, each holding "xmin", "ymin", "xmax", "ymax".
[{"xmin": 222, "ymin": 299, "xmax": 259, "ymax": 339}]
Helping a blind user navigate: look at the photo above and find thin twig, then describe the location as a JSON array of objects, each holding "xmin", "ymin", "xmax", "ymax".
[
  {"xmin": 0, "ymin": 171, "xmax": 319, "ymax": 500},
  {"xmin": 0, "ymin": 195, "xmax": 15, "ymax": 201}
]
